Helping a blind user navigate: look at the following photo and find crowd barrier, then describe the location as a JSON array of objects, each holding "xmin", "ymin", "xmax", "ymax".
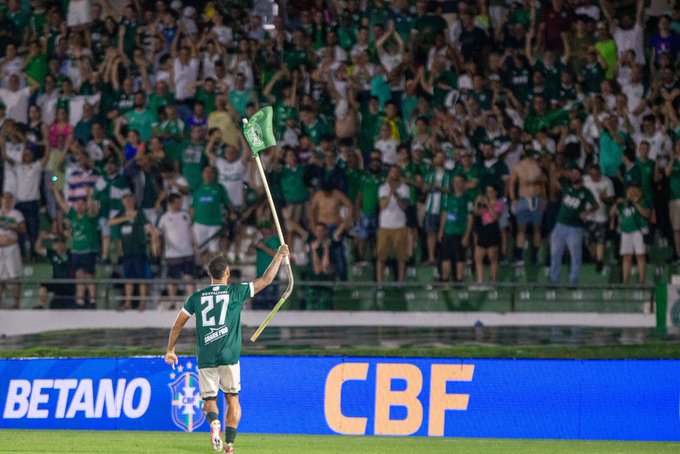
[{"xmin": 1, "ymin": 356, "xmax": 679, "ymax": 441}]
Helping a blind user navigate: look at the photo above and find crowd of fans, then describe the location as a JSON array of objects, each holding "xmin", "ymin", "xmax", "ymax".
[{"xmin": 0, "ymin": 0, "xmax": 680, "ymax": 310}]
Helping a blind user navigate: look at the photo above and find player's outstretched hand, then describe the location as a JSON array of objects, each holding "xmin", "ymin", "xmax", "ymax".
[
  {"xmin": 278, "ymin": 244, "xmax": 289, "ymax": 257},
  {"xmin": 165, "ymin": 351, "xmax": 178, "ymax": 369}
]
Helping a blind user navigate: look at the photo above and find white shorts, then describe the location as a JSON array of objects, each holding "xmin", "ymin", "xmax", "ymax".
[
  {"xmin": 670, "ymin": 199, "xmax": 680, "ymax": 231},
  {"xmin": 620, "ymin": 231, "xmax": 645, "ymax": 256},
  {"xmin": 198, "ymin": 362, "xmax": 241, "ymax": 398},
  {"xmin": 99, "ymin": 217, "xmax": 111, "ymax": 237},
  {"xmin": 0, "ymin": 244, "xmax": 22, "ymax": 279},
  {"xmin": 67, "ymin": 0, "xmax": 91, "ymax": 27},
  {"xmin": 193, "ymin": 224, "xmax": 221, "ymax": 253}
]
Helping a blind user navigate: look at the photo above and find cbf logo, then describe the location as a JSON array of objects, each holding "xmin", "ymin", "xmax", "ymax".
[{"xmin": 168, "ymin": 361, "xmax": 205, "ymax": 432}]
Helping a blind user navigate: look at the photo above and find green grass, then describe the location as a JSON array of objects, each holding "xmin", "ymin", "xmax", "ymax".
[
  {"xmin": 2, "ymin": 342, "xmax": 680, "ymax": 359},
  {"xmin": 0, "ymin": 430, "xmax": 678, "ymax": 453}
]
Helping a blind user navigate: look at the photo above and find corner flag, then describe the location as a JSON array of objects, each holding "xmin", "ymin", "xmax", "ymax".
[{"xmin": 243, "ymin": 106, "xmax": 276, "ymax": 157}]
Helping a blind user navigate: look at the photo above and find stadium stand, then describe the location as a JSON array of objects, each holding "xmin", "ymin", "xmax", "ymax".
[{"xmin": 0, "ymin": 0, "xmax": 679, "ymax": 312}]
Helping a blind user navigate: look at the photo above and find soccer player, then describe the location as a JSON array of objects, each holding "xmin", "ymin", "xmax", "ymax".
[{"xmin": 164, "ymin": 244, "xmax": 289, "ymax": 453}]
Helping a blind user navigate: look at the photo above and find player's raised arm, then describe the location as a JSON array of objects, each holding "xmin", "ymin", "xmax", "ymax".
[
  {"xmin": 165, "ymin": 310, "xmax": 191, "ymax": 369},
  {"xmin": 252, "ymin": 244, "xmax": 289, "ymax": 295}
]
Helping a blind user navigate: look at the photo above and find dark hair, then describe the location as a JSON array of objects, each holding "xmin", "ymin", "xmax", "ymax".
[
  {"xmin": 167, "ymin": 193, "xmax": 182, "ymax": 204},
  {"xmin": 623, "ymin": 147, "xmax": 636, "ymax": 162},
  {"xmin": 208, "ymin": 255, "xmax": 229, "ymax": 280}
]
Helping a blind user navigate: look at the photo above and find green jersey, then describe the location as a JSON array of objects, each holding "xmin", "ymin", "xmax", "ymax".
[
  {"xmin": 423, "ymin": 167, "xmax": 451, "ymax": 214},
  {"xmin": 669, "ymin": 160, "xmax": 680, "ymax": 200},
  {"xmin": 119, "ymin": 211, "xmax": 149, "ymax": 257},
  {"xmin": 66, "ymin": 209, "xmax": 100, "ymax": 254},
  {"xmin": 192, "ymin": 183, "xmax": 231, "ymax": 226},
  {"xmin": 359, "ymin": 172, "xmax": 383, "ymax": 216},
  {"xmin": 125, "ymin": 108, "xmax": 157, "ymax": 142},
  {"xmin": 148, "ymin": 92, "xmax": 176, "ymax": 117},
  {"xmin": 302, "ymin": 119, "xmax": 329, "ymax": 145},
  {"xmin": 194, "ymin": 88, "xmax": 216, "ymax": 115},
  {"xmin": 636, "ymin": 158, "xmax": 655, "ymax": 204},
  {"xmin": 622, "ymin": 163, "xmax": 642, "ymax": 191},
  {"xmin": 180, "ymin": 141, "xmax": 207, "ymax": 190},
  {"xmin": 478, "ymin": 159, "xmax": 509, "ymax": 197},
  {"xmin": 94, "ymin": 173, "xmax": 131, "ymax": 218},
  {"xmin": 556, "ymin": 185, "xmax": 597, "ymax": 227},
  {"xmin": 442, "ymin": 193, "xmax": 473, "ymax": 235},
  {"xmin": 47, "ymin": 249, "xmax": 72, "ymax": 279},
  {"xmin": 183, "ymin": 283, "xmax": 254, "ymax": 368},
  {"xmin": 400, "ymin": 162, "xmax": 421, "ymax": 205},
  {"xmin": 345, "ymin": 167, "xmax": 363, "ymax": 202},
  {"xmin": 256, "ymin": 235, "xmax": 281, "ymax": 277},
  {"xmin": 279, "ymin": 165, "xmax": 309, "ymax": 204},
  {"xmin": 617, "ymin": 202, "xmax": 648, "ymax": 234},
  {"xmin": 115, "ymin": 91, "xmax": 135, "ymax": 115},
  {"xmin": 454, "ymin": 165, "xmax": 481, "ymax": 201}
]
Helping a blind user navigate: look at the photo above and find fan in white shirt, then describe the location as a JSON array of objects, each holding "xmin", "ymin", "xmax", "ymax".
[
  {"xmin": 374, "ymin": 123, "xmax": 399, "ymax": 166},
  {"xmin": 0, "ymin": 74, "xmax": 40, "ymax": 124},
  {"xmin": 206, "ymin": 131, "xmax": 249, "ymax": 210},
  {"xmin": 171, "ymin": 36, "xmax": 199, "ymax": 101}
]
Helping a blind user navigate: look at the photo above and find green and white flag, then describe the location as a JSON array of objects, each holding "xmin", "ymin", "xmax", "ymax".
[{"xmin": 242, "ymin": 106, "xmax": 276, "ymax": 157}]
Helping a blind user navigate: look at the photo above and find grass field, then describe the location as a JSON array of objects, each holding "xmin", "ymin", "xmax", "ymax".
[{"xmin": 1, "ymin": 430, "xmax": 679, "ymax": 453}]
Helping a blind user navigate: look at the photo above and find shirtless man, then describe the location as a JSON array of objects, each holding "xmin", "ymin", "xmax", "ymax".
[
  {"xmin": 308, "ymin": 181, "xmax": 354, "ymax": 280},
  {"xmin": 509, "ymin": 149, "xmax": 547, "ymax": 265}
]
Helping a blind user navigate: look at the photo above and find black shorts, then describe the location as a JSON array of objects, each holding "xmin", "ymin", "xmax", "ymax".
[
  {"xmin": 166, "ymin": 256, "xmax": 195, "ymax": 279},
  {"xmin": 441, "ymin": 234, "xmax": 466, "ymax": 263},
  {"xmin": 584, "ymin": 221, "xmax": 607, "ymax": 245},
  {"xmin": 477, "ymin": 222, "xmax": 501, "ymax": 249},
  {"xmin": 405, "ymin": 205, "xmax": 418, "ymax": 228},
  {"xmin": 122, "ymin": 256, "xmax": 151, "ymax": 279},
  {"xmin": 72, "ymin": 252, "xmax": 97, "ymax": 274}
]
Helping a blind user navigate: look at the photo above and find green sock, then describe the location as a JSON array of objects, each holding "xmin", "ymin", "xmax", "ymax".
[
  {"xmin": 206, "ymin": 412, "xmax": 219, "ymax": 424},
  {"xmin": 225, "ymin": 426, "xmax": 237, "ymax": 444}
]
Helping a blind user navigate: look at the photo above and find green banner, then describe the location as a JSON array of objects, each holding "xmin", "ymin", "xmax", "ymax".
[{"xmin": 243, "ymin": 106, "xmax": 276, "ymax": 156}]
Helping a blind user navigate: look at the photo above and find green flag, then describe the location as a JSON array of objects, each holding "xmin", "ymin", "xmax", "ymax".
[{"xmin": 243, "ymin": 106, "xmax": 276, "ymax": 157}]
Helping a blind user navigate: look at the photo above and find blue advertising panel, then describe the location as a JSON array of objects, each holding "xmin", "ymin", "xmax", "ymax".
[{"xmin": 1, "ymin": 356, "xmax": 679, "ymax": 441}]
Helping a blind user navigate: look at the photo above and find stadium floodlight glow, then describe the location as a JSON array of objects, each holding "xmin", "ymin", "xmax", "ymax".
[{"xmin": 242, "ymin": 107, "xmax": 294, "ymax": 342}]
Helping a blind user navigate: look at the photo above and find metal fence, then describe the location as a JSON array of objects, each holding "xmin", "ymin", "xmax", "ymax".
[{"xmin": 2, "ymin": 278, "xmax": 656, "ymax": 314}]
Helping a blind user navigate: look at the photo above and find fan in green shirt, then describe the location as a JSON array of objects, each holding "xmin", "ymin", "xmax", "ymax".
[
  {"xmin": 124, "ymin": 96, "xmax": 157, "ymax": 142},
  {"xmin": 148, "ymin": 82, "xmax": 176, "ymax": 117},
  {"xmin": 556, "ymin": 180, "xmax": 598, "ymax": 228},
  {"xmin": 191, "ymin": 167, "xmax": 232, "ymax": 227},
  {"xmin": 278, "ymin": 161, "xmax": 309, "ymax": 205},
  {"xmin": 453, "ymin": 154, "xmax": 480, "ymax": 201},
  {"xmin": 64, "ymin": 205, "xmax": 100, "ymax": 254},
  {"xmin": 357, "ymin": 160, "xmax": 384, "ymax": 217},
  {"xmin": 24, "ymin": 42, "xmax": 48, "ymax": 87},
  {"xmin": 179, "ymin": 127, "xmax": 208, "ymax": 191},
  {"xmin": 300, "ymin": 106, "xmax": 330, "ymax": 145},
  {"xmin": 615, "ymin": 198, "xmax": 649, "ymax": 234},
  {"xmin": 165, "ymin": 249, "xmax": 288, "ymax": 453},
  {"xmin": 667, "ymin": 154, "xmax": 680, "ymax": 201}
]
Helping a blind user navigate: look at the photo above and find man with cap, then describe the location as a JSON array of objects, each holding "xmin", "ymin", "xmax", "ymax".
[{"xmin": 550, "ymin": 164, "xmax": 598, "ymax": 285}]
